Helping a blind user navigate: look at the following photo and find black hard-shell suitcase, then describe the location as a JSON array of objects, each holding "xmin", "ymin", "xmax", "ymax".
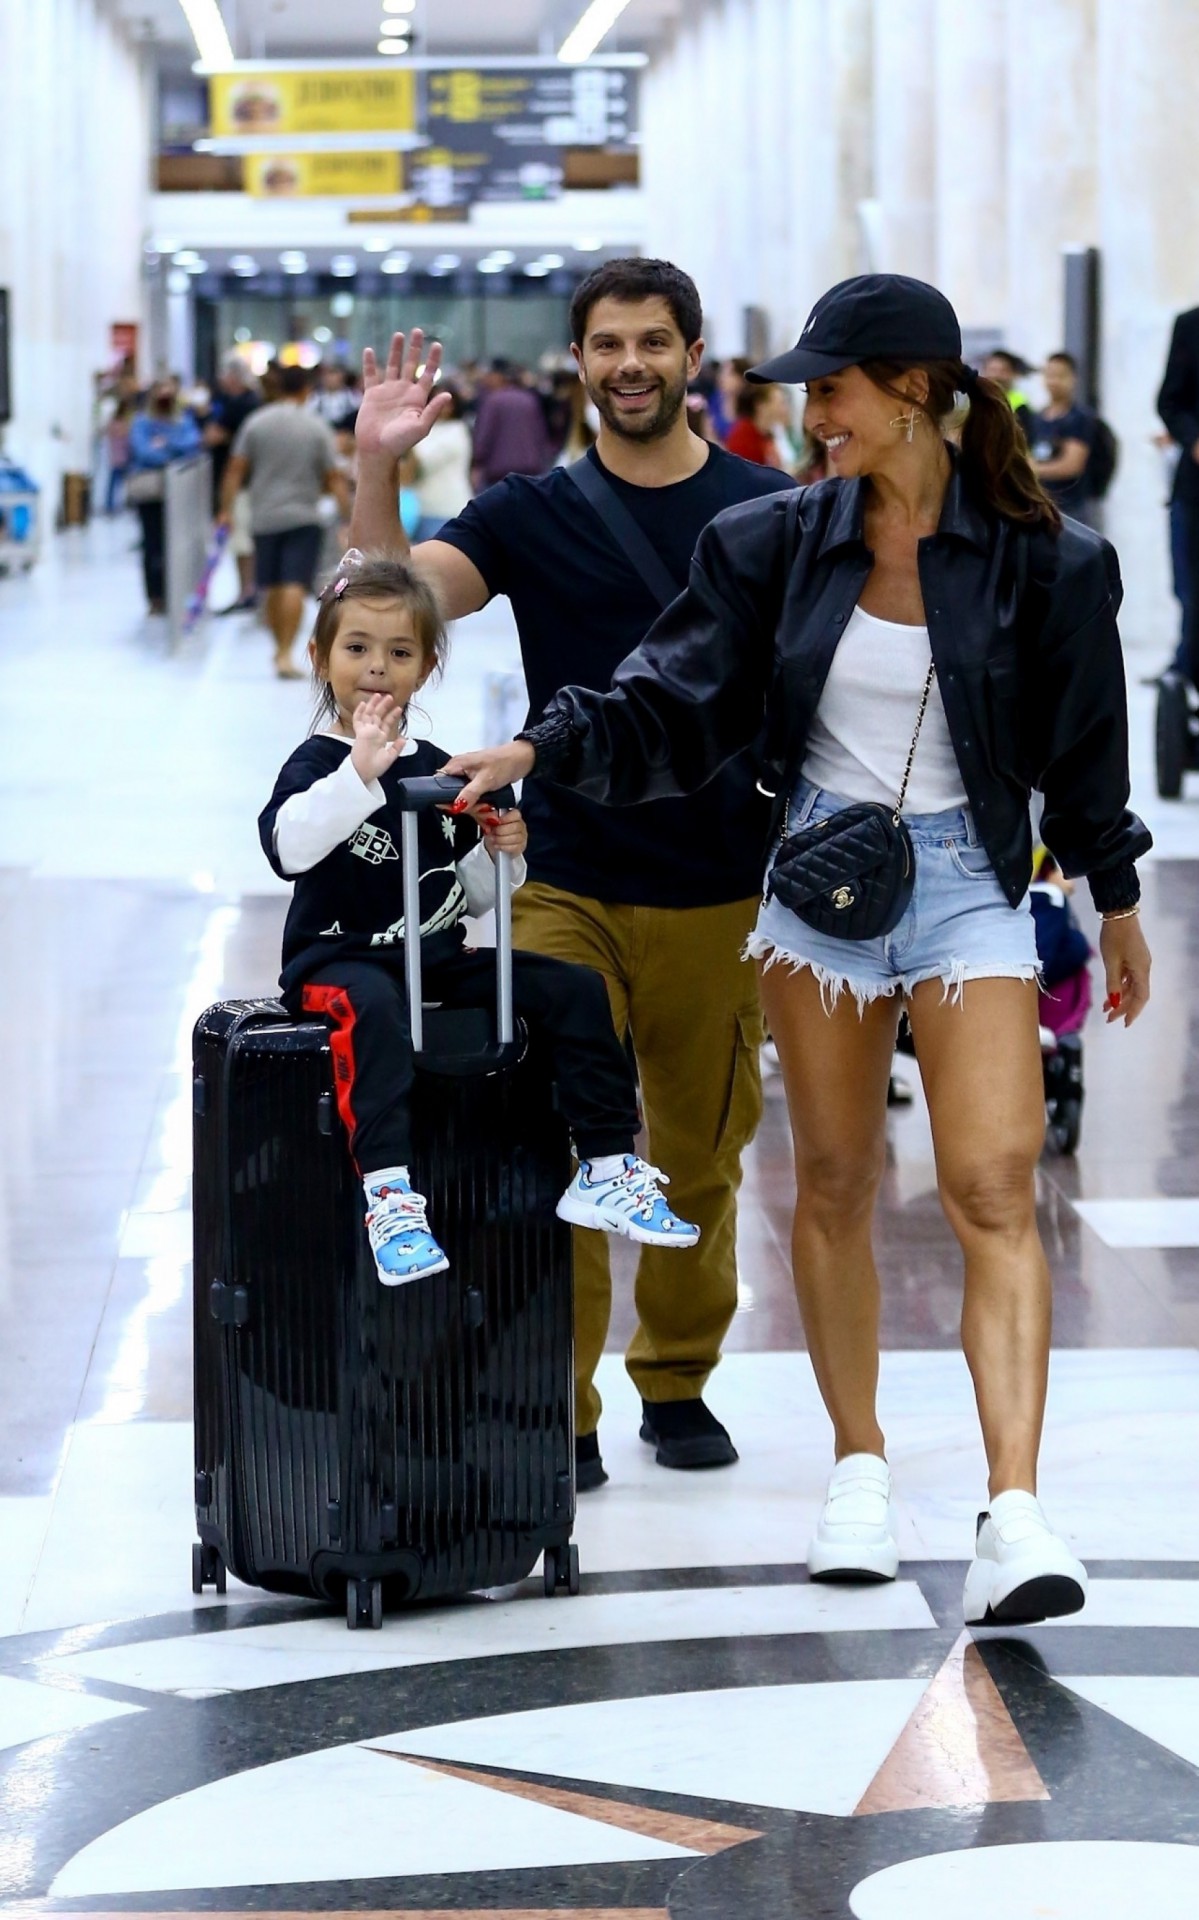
[{"xmin": 191, "ymin": 776, "xmax": 578, "ymax": 1628}]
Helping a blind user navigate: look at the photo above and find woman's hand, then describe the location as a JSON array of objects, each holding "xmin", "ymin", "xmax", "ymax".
[
  {"xmin": 474, "ymin": 804, "xmax": 528, "ymax": 861},
  {"xmin": 357, "ymin": 330, "xmax": 454, "ymax": 464},
  {"xmin": 439, "ymin": 741, "xmax": 536, "ymax": 812},
  {"xmin": 350, "ymin": 694, "xmax": 406, "ymax": 785},
  {"xmin": 1100, "ymin": 913, "xmax": 1152, "ymax": 1027}
]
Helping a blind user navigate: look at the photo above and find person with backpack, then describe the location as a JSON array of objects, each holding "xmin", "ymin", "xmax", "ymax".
[{"xmin": 1028, "ymin": 351, "xmax": 1113, "ymax": 528}]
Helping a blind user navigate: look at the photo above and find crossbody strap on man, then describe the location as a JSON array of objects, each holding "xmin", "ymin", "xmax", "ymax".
[{"xmin": 566, "ymin": 456, "xmax": 681, "ymax": 611}]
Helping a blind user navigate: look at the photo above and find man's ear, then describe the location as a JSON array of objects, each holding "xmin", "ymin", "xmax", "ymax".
[
  {"xmin": 570, "ymin": 342, "xmax": 586, "ymax": 382},
  {"xmin": 687, "ymin": 337, "xmax": 706, "ymax": 383}
]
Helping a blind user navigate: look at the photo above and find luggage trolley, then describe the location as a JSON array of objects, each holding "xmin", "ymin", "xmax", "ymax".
[
  {"xmin": 0, "ymin": 457, "xmax": 40, "ymax": 574},
  {"xmin": 1155, "ymin": 671, "xmax": 1199, "ymax": 798}
]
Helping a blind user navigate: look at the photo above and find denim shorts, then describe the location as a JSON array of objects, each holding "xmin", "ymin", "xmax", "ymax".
[{"xmin": 745, "ymin": 777, "xmax": 1039, "ymax": 1013}]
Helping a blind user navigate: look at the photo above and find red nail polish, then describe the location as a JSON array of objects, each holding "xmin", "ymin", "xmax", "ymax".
[{"xmin": 1108, "ymin": 991, "xmax": 1122, "ymax": 1010}]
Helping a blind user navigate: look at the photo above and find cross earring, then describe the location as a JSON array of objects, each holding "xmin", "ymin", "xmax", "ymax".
[{"xmin": 890, "ymin": 410, "xmax": 920, "ymax": 442}]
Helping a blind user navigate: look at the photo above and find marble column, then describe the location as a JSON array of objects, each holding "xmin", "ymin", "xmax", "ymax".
[
  {"xmin": 1096, "ymin": 0, "xmax": 1199, "ymax": 647},
  {"xmin": 0, "ymin": 0, "xmax": 151, "ymax": 489},
  {"xmin": 1004, "ymin": 0, "xmax": 1098, "ymax": 371},
  {"xmin": 933, "ymin": 0, "xmax": 1008, "ymax": 331},
  {"xmin": 870, "ymin": 0, "xmax": 936, "ymax": 279}
]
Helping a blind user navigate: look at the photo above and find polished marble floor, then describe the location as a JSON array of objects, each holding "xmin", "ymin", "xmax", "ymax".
[{"xmin": 1, "ymin": 521, "xmax": 1198, "ymax": 1916}]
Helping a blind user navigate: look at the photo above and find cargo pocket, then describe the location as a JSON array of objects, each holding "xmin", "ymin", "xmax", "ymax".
[{"xmin": 715, "ymin": 1005, "xmax": 767, "ymax": 1156}]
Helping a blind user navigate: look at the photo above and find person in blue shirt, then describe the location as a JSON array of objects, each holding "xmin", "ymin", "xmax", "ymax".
[{"xmin": 127, "ymin": 380, "xmax": 201, "ymax": 613}]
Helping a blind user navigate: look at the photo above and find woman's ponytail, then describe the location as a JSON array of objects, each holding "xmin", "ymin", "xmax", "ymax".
[
  {"xmin": 861, "ymin": 358, "xmax": 1062, "ymax": 534},
  {"xmin": 958, "ymin": 370, "xmax": 1061, "ymax": 532}
]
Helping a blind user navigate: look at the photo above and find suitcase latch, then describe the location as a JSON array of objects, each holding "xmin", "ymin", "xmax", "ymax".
[{"xmin": 209, "ymin": 1280, "xmax": 250, "ymax": 1328}]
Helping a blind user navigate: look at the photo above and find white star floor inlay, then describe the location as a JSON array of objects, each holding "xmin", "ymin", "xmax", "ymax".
[
  {"xmin": 1058, "ymin": 1676, "xmax": 1199, "ymax": 1771},
  {"xmin": 0, "ymin": 1674, "xmax": 141, "ymax": 1757},
  {"xmin": 383, "ymin": 1678, "xmax": 930, "ymax": 1817},
  {"xmin": 51, "ymin": 1578, "xmax": 935, "ymax": 1696},
  {"xmin": 49, "ymin": 1742, "xmax": 697, "ymax": 1897}
]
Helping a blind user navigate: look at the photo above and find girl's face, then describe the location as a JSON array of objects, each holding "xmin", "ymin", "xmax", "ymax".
[
  {"xmin": 802, "ymin": 364, "xmax": 924, "ymax": 479},
  {"xmin": 313, "ymin": 596, "xmax": 433, "ymax": 731}
]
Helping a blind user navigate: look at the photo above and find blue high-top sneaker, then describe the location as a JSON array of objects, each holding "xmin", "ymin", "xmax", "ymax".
[
  {"xmin": 363, "ymin": 1169, "xmax": 449, "ymax": 1286},
  {"xmin": 556, "ymin": 1155, "xmax": 700, "ymax": 1248}
]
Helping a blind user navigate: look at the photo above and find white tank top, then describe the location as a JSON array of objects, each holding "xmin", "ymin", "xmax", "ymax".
[{"xmin": 800, "ymin": 604, "xmax": 968, "ymax": 813}]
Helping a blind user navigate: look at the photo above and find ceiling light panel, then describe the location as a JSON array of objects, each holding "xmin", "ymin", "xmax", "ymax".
[{"xmin": 559, "ymin": 0, "xmax": 634, "ymax": 63}]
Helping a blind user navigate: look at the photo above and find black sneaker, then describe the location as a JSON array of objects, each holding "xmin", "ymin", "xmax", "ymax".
[
  {"xmin": 639, "ymin": 1397, "xmax": 739, "ymax": 1470},
  {"xmin": 575, "ymin": 1430, "xmax": 609, "ymax": 1492}
]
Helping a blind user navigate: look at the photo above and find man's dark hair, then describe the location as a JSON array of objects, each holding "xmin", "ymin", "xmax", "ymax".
[
  {"xmin": 570, "ymin": 258, "xmax": 703, "ymax": 349},
  {"xmin": 1047, "ymin": 350, "xmax": 1078, "ymax": 372},
  {"xmin": 280, "ymin": 363, "xmax": 310, "ymax": 397}
]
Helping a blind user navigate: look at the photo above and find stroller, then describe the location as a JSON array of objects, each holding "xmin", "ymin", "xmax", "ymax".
[{"xmin": 1031, "ymin": 853, "xmax": 1092, "ymax": 1156}]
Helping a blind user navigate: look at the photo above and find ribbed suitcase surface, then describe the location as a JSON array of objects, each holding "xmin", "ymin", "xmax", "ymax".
[{"xmin": 192, "ymin": 999, "xmax": 576, "ymax": 1617}]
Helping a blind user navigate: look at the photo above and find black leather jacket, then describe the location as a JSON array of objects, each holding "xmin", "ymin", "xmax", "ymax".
[{"xmin": 523, "ymin": 464, "xmax": 1149, "ymax": 913}]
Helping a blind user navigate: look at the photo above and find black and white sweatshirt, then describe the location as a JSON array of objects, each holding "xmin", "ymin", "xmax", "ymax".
[{"xmin": 259, "ymin": 734, "xmax": 526, "ymax": 993}]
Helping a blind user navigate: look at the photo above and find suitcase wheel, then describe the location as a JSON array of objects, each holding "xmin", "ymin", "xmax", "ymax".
[
  {"xmin": 192, "ymin": 1541, "xmax": 227, "ymax": 1596},
  {"xmin": 347, "ymin": 1576, "xmax": 384, "ymax": 1631},
  {"xmin": 543, "ymin": 1543, "xmax": 581, "ymax": 1598}
]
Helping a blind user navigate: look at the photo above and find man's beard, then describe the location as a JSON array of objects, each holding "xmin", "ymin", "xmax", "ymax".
[{"xmin": 587, "ymin": 368, "xmax": 690, "ymax": 442}]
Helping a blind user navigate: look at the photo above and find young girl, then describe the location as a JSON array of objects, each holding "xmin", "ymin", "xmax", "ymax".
[{"xmin": 258, "ymin": 551, "xmax": 699, "ymax": 1286}]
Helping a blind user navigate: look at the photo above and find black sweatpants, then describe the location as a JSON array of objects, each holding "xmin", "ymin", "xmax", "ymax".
[
  {"xmin": 290, "ymin": 948, "xmax": 641, "ymax": 1176},
  {"xmin": 136, "ymin": 500, "xmax": 165, "ymax": 605}
]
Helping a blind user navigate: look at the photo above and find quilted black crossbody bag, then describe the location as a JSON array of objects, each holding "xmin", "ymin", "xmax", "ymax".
[{"xmin": 767, "ymin": 659, "xmax": 937, "ymax": 941}]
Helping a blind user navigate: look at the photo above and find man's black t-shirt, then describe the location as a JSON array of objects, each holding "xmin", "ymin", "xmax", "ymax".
[
  {"xmin": 1028, "ymin": 405, "xmax": 1096, "ymax": 513},
  {"xmin": 208, "ymin": 389, "xmax": 260, "ymax": 496},
  {"xmin": 437, "ymin": 443, "xmax": 796, "ymax": 908}
]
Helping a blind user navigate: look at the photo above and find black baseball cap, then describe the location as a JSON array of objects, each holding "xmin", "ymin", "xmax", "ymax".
[{"xmin": 747, "ymin": 274, "xmax": 963, "ymax": 385}]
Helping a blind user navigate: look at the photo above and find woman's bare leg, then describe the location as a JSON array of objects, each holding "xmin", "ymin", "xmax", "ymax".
[
  {"xmin": 908, "ymin": 976, "xmax": 1050, "ymax": 1498},
  {"xmin": 759, "ymin": 965, "xmax": 902, "ymax": 1460}
]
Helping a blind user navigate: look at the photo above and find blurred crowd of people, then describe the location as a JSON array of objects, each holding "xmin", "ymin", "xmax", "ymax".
[{"xmin": 90, "ymin": 329, "xmax": 1129, "ymax": 650}]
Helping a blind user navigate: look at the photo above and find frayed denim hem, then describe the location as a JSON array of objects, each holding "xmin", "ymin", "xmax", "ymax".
[
  {"xmin": 744, "ymin": 931, "xmax": 903, "ymax": 1017},
  {"xmin": 744, "ymin": 931, "xmax": 1041, "ymax": 1018}
]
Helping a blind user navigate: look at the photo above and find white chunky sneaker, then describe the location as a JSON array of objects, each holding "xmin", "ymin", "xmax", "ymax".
[
  {"xmin": 807, "ymin": 1453, "xmax": 899, "ymax": 1583},
  {"xmin": 963, "ymin": 1490, "xmax": 1088, "ymax": 1626}
]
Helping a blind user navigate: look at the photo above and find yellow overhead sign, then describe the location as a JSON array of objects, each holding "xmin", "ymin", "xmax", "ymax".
[
  {"xmin": 244, "ymin": 151, "xmax": 404, "ymax": 197},
  {"xmin": 210, "ymin": 69, "xmax": 417, "ymax": 137}
]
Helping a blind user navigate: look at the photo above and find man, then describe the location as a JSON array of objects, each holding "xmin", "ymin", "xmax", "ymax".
[
  {"xmin": 1027, "ymin": 351, "xmax": 1097, "ymax": 526},
  {"xmin": 310, "ymin": 361, "xmax": 358, "ymax": 430},
  {"xmin": 220, "ymin": 364, "xmax": 349, "ymax": 678},
  {"xmin": 1158, "ymin": 304, "xmax": 1199, "ymax": 687},
  {"xmin": 470, "ymin": 359, "xmax": 552, "ymax": 491},
  {"xmin": 203, "ymin": 355, "xmax": 260, "ymax": 613},
  {"xmin": 349, "ymin": 260, "xmax": 795, "ymax": 1489}
]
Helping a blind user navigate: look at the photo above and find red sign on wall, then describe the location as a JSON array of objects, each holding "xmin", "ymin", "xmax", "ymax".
[{"xmin": 110, "ymin": 322, "xmax": 139, "ymax": 368}]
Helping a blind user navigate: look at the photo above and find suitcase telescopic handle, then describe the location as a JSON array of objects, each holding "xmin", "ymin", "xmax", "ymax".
[{"xmin": 393, "ymin": 774, "xmax": 519, "ymax": 1052}]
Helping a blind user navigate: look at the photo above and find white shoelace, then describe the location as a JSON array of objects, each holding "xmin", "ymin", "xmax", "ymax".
[
  {"xmin": 606, "ymin": 1159, "xmax": 671, "ymax": 1222},
  {"xmin": 367, "ymin": 1187, "xmax": 431, "ymax": 1245}
]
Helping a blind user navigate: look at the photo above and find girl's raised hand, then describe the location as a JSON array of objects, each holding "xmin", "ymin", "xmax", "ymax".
[{"xmin": 350, "ymin": 694, "xmax": 406, "ymax": 784}]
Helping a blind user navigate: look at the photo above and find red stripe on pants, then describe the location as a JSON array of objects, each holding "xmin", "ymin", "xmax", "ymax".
[{"xmin": 302, "ymin": 982, "xmax": 360, "ymax": 1152}]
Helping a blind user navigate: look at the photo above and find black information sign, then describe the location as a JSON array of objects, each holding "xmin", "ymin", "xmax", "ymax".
[{"xmin": 412, "ymin": 65, "xmax": 637, "ymax": 207}]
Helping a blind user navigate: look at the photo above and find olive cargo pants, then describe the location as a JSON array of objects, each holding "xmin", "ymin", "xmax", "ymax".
[{"xmin": 511, "ymin": 882, "xmax": 765, "ymax": 1435}]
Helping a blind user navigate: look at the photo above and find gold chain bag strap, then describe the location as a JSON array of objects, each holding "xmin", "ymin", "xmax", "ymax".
[{"xmin": 766, "ymin": 658, "xmax": 937, "ymax": 942}]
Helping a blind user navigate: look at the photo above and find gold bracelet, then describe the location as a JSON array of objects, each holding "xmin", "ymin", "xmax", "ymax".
[{"xmin": 1101, "ymin": 905, "xmax": 1140, "ymax": 922}]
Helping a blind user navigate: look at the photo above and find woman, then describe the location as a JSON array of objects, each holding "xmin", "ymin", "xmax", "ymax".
[
  {"xmin": 444, "ymin": 274, "xmax": 1152, "ymax": 1629},
  {"xmin": 412, "ymin": 385, "xmax": 473, "ymax": 540},
  {"xmin": 725, "ymin": 381, "xmax": 789, "ymax": 469},
  {"xmin": 126, "ymin": 380, "xmax": 201, "ymax": 614}
]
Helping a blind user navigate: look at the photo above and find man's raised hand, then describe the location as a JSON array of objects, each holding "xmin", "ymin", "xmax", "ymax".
[{"xmin": 357, "ymin": 329, "xmax": 454, "ymax": 463}]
